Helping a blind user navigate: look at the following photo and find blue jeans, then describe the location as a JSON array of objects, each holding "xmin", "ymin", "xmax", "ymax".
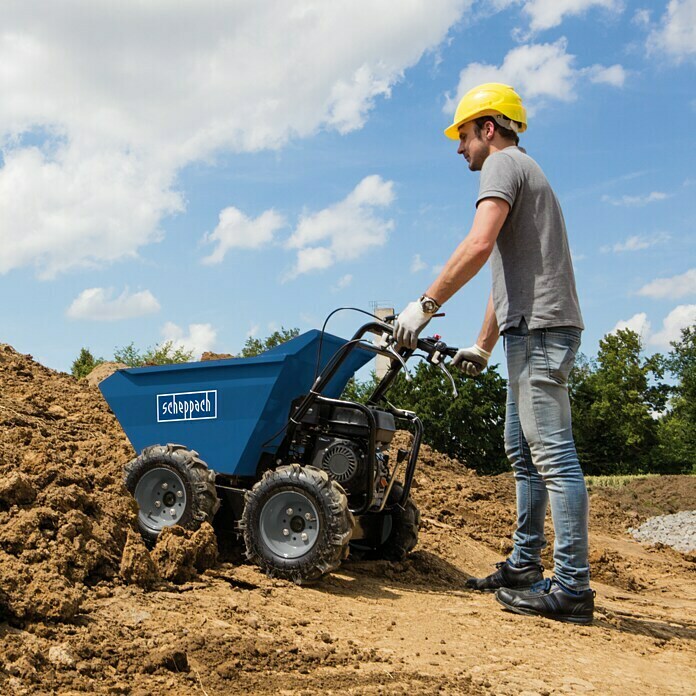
[{"xmin": 503, "ymin": 321, "xmax": 590, "ymax": 591}]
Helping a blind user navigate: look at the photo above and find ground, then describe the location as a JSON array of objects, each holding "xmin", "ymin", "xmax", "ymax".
[{"xmin": 0, "ymin": 345, "xmax": 694, "ymax": 695}]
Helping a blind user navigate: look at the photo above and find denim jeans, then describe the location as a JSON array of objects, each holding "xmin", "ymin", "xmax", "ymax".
[{"xmin": 503, "ymin": 320, "xmax": 590, "ymax": 591}]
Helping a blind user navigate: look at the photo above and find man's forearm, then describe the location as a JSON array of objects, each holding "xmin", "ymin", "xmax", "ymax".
[
  {"xmin": 476, "ymin": 293, "xmax": 499, "ymax": 353},
  {"xmin": 425, "ymin": 236, "xmax": 493, "ymax": 306},
  {"xmin": 423, "ymin": 198, "xmax": 509, "ymax": 306}
]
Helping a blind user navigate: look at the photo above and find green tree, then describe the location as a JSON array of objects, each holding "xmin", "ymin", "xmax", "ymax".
[
  {"xmin": 113, "ymin": 341, "xmax": 194, "ymax": 367},
  {"xmin": 387, "ymin": 363, "xmax": 508, "ymax": 474},
  {"xmin": 345, "ymin": 362, "xmax": 508, "ymax": 474},
  {"xmin": 570, "ymin": 329, "xmax": 667, "ymax": 474},
  {"xmin": 656, "ymin": 325, "xmax": 696, "ymax": 473},
  {"xmin": 240, "ymin": 327, "xmax": 300, "ymax": 357},
  {"xmin": 342, "ymin": 372, "xmax": 379, "ymax": 403},
  {"xmin": 71, "ymin": 347, "xmax": 104, "ymax": 379}
]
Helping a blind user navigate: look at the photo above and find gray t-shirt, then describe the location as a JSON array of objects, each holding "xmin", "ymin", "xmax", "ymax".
[{"xmin": 477, "ymin": 146, "xmax": 584, "ymax": 332}]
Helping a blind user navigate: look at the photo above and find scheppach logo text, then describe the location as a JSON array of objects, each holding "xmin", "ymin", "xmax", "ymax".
[{"xmin": 157, "ymin": 390, "xmax": 217, "ymax": 422}]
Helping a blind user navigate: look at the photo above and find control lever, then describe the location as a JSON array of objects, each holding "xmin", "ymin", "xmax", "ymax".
[
  {"xmin": 437, "ymin": 361, "xmax": 458, "ymax": 398},
  {"xmin": 386, "ymin": 344, "xmax": 412, "ymax": 381}
]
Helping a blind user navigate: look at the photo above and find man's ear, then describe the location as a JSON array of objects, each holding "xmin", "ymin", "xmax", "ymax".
[{"xmin": 485, "ymin": 120, "xmax": 496, "ymax": 141}]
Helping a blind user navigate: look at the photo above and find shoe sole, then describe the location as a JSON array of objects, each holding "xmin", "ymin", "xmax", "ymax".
[
  {"xmin": 467, "ymin": 584, "xmax": 540, "ymax": 594},
  {"xmin": 495, "ymin": 595, "xmax": 593, "ymax": 625}
]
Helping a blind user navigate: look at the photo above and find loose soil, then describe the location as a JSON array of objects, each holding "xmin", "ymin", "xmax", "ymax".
[{"xmin": 0, "ymin": 345, "xmax": 694, "ymax": 695}]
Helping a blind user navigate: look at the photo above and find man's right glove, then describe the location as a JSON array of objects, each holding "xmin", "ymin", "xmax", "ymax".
[
  {"xmin": 451, "ymin": 344, "xmax": 491, "ymax": 377},
  {"xmin": 393, "ymin": 300, "xmax": 433, "ymax": 350}
]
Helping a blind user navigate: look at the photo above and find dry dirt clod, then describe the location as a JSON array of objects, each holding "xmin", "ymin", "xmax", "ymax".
[
  {"xmin": 120, "ymin": 530, "xmax": 161, "ymax": 587},
  {"xmin": 150, "ymin": 523, "xmax": 219, "ymax": 584}
]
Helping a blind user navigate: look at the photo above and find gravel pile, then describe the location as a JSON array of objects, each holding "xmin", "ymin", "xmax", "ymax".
[{"xmin": 629, "ymin": 510, "xmax": 696, "ymax": 554}]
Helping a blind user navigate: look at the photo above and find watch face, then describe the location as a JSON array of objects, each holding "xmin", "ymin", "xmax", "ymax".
[{"xmin": 421, "ymin": 299, "xmax": 437, "ymax": 313}]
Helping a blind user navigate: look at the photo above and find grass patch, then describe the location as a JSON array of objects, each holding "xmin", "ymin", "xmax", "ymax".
[{"xmin": 585, "ymin": 474, "xmax": 659, "ymax": 489}]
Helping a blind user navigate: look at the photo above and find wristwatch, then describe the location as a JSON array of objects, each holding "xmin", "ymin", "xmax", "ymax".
[{"xmin": 419, "ymin": 295, "xmax": 441, "ymax": 314}]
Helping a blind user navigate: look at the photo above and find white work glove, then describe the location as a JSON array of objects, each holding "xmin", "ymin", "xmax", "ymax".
[
  {"xmin": 452, "ymin": 344, "xmax": 491, "ymax": 377},
  {"xmin": 394, "ymin": 301, "xmax": 433, "ymax": 350}
]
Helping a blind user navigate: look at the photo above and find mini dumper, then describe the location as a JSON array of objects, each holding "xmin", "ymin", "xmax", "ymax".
[{"xmin": 100, "ymin": 315, "xmax": 459, "ymax": 583}]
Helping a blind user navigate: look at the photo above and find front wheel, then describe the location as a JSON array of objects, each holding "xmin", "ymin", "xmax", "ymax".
[
  {"xmin": 241, "ymin": 464, "xmax": 353, "ymax": 584},
  {"xmin": 124, "ymin": 444, "xmax": 220, "ymax": 546}
]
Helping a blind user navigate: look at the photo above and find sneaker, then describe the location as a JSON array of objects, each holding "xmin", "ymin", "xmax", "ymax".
[
  {"xmin": 466, "ymin": 560, "xmax": 544, "ymax": 593},
  {"xmin": 495, "ymin": 578, "xmax": 595, "ymax": 625}
]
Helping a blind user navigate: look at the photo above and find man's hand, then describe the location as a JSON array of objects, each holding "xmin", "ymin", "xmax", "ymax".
[
  {"xmin": 452, "ymin": 344, "xmax": 491, "ymax": 377},
  {"xmin": 394, "ymin": 301, "xmax": 433, "ymax": 349}
]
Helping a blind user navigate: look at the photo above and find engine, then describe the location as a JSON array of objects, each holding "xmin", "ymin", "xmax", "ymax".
[
  {"xmin": 301, "ymin": 403, "xmax": 396, "ymax": 496},
  {"xmin": 312, "ymin": 436, "xmax": 364, "ymax": 486}
]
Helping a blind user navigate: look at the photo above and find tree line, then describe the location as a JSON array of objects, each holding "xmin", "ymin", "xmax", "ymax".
[{"xmin": 73, "ymin": 325, "xmax": 695, "ymax": 476}]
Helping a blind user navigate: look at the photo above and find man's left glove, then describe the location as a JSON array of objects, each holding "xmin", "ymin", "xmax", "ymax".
[
  {"xmin": 451, "ymin": 344, "xmax": 491, "ymax": 377},
  {"xmin": 394, "ymin": 300, "xmax": 435, "ymax": 349}
]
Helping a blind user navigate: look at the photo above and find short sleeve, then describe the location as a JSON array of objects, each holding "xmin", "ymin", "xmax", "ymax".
[{"xmin": 476, "ymin": 152, "xmax": 521, "ymax": 208}]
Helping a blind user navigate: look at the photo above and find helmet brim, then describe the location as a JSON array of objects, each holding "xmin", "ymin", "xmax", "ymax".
[{"xmin": 444, "ymin": 108, "xmax": 527, "ymax": 140}]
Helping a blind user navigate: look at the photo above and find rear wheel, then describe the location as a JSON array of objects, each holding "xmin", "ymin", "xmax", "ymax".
[
  {"xmin": 351, "ymin": 483, "xmax": 420, "ymax": 561},
  {"xmin": 124, "ymin": 444, "xmax": 220, "ymax": 546},
  {"xmin": 241, "ymin": 464, "xmax": 353, "ymax": 584}
]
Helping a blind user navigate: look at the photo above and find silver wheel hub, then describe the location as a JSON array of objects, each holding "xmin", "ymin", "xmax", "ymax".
[
  {"xmin": 259, "ymin": 490, "xmax": 320, "ymax": 559},
  {"xmin": 134, "ymin": 467, "xmax": 187, "ymax": 533}
]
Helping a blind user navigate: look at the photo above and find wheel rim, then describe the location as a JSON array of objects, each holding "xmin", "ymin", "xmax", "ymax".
[
  {"xmin": 134, "ymin": 467, "xmax": 188, "ymax": 533},
  {"xmin": 259, "ymin": 490, "xmax": 320, "ymax": 559}
]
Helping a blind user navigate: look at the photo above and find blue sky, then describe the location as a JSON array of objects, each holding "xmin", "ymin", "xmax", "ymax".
[{"xmin": 0, "ymin": 0, "xmax": 694, "ymax": 374}]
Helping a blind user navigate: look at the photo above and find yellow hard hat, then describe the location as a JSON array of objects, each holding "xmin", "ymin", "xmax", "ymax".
[{"xmin": 444, "ymin": 83, "xmax": 527, "ymax": 140}]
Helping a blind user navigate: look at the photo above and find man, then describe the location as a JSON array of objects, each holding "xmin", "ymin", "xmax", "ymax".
[{"xmin": 394, "ymin": 83, "xmax": 594, "ymax": 625}]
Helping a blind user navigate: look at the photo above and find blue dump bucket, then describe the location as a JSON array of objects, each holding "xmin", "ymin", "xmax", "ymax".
[{"xmin": 99, "ymin": 330, "xmax": 373, "ymax": 477}]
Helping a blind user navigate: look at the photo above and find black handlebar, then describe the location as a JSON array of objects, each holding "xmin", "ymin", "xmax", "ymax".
[
  {"xmin": 371, "ymin": 317, "xmax": 459, "ymax": 361},
  {"xmin": 416, "ymin": 335, "xmax": 458, "ymax": 360}
]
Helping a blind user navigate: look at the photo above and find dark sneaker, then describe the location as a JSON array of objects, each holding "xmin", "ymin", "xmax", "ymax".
[
  {"xmin": 466, "ymin": 560, "xmax": 544, "ymax": 593},
  {"xmin": 495, "ymin": 578, "xmax": 595, "ymax": 625}
]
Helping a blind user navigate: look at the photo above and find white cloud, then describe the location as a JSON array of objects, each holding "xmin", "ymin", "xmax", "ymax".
[
  {"xmin": 613, "ymin": 305, "xmax": 696, "ymax": 349},
  {"xmin": 612, "ymin": 312, "xmax": 651, "ymax": 339},
  {"xmin": 586, "ymin": 64, "xmax": 626, "ymax": 87},
  {"xmin": 600, "ymin": 232, "xmax": 670, "ymax": 253},
  {"xmin": 286, "ymin": 175, "xmax": 395, "ymax": 279},
  {"xmin": 246, "ymin": 324, "xmax": 260, "ymax": 339},
  {"xmin": 632, "ymin": 8, "xmax": 652, "ymax": 26},
  {"xmin": 648, "ymin": 0, "xmax": 696, "ymax": 61},
  {"xmin": 0, "ymin": 145, "xmax": 182, "ymax": 279},
  {"xmin": 446, "ymin": 39, "xmax": 624, "ymax": 116},
  {"xmin": 202, "ymin": 207, "xmax": 285, "ymax": 264},
  {"xmin": 601, "ymin": 191, "xmax": 669, "ymax": 206},
  {"xmin": 411, "ymin": 254, "xmax": 428, "ymax": 272},
  {"xmin": 637, "ymin": 268, "xmax": 696, "ymax": 299},
  {"xmin": 522, "ymin": 0, "xmax": 620, "ymax": 32},
  {"xmin": 650, "ymin": 305, "xmax": 696, "ymax": 347},
  {"xmin": 66, "ymin": 287, "xmax": 160, "ymax": 321},
  {"xmin": 161, "ymin": 321, "xmax": 217, "ymax": 358},
  {"xmin": 0, "ymin": 1, "xmax": 469, "ymax": 277},
  {"xmin": 333, "ymin": 274, "xmax": 353, "ymax": 291}
]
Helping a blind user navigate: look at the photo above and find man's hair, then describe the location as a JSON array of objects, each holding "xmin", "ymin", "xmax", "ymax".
[{"xmin": 473, "ymin": 116, "xmax": 519, "ymax": 146}]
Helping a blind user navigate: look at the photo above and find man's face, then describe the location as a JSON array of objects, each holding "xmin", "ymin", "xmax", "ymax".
[{"xmin": 457, "ymin": 120, "xmax": 490, "ymax": 172}]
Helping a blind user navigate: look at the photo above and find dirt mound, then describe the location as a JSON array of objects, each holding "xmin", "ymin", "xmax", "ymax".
[
  {"xmin": 0, "ymin": 345, "xmax": 137, "ymax": 621},
  {"xmin": 589, "ymin": 476, "xmax": 696, "ymax": 534},
  {"xmin": 84, "ymin": 361, "xmax": 128, "ymax": 387},
  {"xmin": 200, "ymin": 351, "xmax": 234, "ymax": 361}
]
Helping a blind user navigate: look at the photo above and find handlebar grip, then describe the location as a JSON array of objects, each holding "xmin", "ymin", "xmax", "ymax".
[{"xmin": 415, "ymin": 337, "xmax": 459, "ymax": 357}]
